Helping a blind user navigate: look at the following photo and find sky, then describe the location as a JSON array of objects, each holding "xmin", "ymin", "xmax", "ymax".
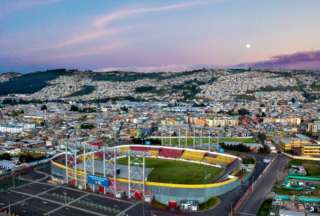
[{"xmin": 1, "ymin": 0, "xmax": 320, "ymax": 72}]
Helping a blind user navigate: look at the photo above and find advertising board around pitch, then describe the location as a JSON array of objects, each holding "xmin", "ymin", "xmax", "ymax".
[{"xmin": 87, "ymin": 175, "xmax": 109, "ymax": 187}]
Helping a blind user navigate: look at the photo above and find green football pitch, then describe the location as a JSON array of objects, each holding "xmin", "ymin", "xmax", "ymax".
[{"xmin": 117, "ymin": 157, "xmax": 223, "ymax": 184}]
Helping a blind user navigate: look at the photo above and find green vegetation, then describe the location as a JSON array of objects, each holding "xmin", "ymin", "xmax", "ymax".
[
  {"xmin": 0, "ymin": 69, "xmax": 74, "ymax": 96},
  {"xmin": 0, "ymin": 153, "xmax": 11, "ymax": 160},
  {"xmin": 91, "ymin": 69, "xmax": 209, "ymax": 82},
  {"xmin": 311, "ymin": 82, "xmax": 320, "ymax": 91},
  {"xmin": 19, "ymin": 152, "xmax": 46, "ymax": 163},
  {"xmin": 152, "ymin": 137, "xmax": 257, "ymax": 146},
  {"xmin": 80, "ymin": 123, "xmax": 95, "ymax": 130},
  {"xmin": 289, "ymin": 159, "xmax": 320, "ymax": 176},
  {"xmin": 135, "ymin": 86, "xmax": 157, "ymax": 93},
  {"xmin": 199, "ymin": 197, "xmax": 220, "ymax": 211},
  {"xmin": 67, "ymin": 85, "xmax": 95, "ymax": 97},
  {"xmin": 257, "ymin": 199, "xmax": 272, "ymax": 216},
  {"xmin": 220, "ymin": 143, "xmax": 251, "ymax": 152},
  {"xmin": 117, "ymin": 157, "xmax": 223, "ymax": 184},
  {"xmin": 249, "ymin": 85, "xmax": 300, "ymax": 93},
  {"xmin": 234, "ymin": 94, "xmax": 256, "ymax": 101},
  {"xmin": 241, "ymin": 157, "xmax": 256, "ymax": 164}
]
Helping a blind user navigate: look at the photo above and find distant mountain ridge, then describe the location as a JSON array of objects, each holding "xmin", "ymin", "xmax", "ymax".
[{"xmin": 96, "ymin": 64, "xmax": 218, "ymax": 73}]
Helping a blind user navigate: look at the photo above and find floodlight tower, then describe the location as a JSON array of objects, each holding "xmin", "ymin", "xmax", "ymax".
[
  {"xmin": 64, "ymin": 141, "xmax": 68, "ymax": 184},
  {"xmin": 92, "ymin": 150, "xmax": 95, "ymax": 192},
  {"xmin": 74, "ymin": 141, "xmax": 78, "ymax": 187},
  {"xmin": 83, "ymin": 142, "xmax": 87, "ymax": 190},
  {"xmin": 127, "ymin": 150, "xmax": 146, "ymax": 198},
  {"xmin": 178, "ymin": 126, "xmax": 181, "ymax": 148},
  {"xmin": 185, "ymin": 126, "xmax": 188, "ymax": 148},
  {"xmin": 103, "ymin": 146, "xmax": 118, "ymax": 195}
]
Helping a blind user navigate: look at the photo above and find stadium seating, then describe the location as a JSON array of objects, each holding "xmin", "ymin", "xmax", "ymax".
[
  {"xmin": 159, "ymin": 148, "xmax": 184, "ymax": 158},
  {"xmin": 94, "ymin": 152, "xmax": 103, "ymax": 159},
  {"xmin": 203, "ymin": 154, "xmax": 234, "ymax": 166},
  {"xmin": 119, "ymin": 146, "xmax": 129, "ymax": 154},
  {"xmin": 181, "ymin": 150, "xmax": 205, "ymax": 161},
  {"xmin": 148, "ymin": 149, "xmax": 159, "ymax": 157},
  {"xmin": 130, "ymin": 146, "xmax": 149, "ymax": 152}
]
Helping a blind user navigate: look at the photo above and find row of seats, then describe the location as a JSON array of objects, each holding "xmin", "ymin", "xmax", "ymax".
[
  {"xmin": 90, "ymin": 145, "xmax": 235, "ymax": 166},
  {"xmin": 159, "ymin": 148, "xmax": 184, "ymax": 158},
  {"xmin": 203, "ymin": 154, "xmax": 235, "ymax": 166},
  {"xmin": 181, "ymin": 150, "xmax": 205, "ymax": 161}
]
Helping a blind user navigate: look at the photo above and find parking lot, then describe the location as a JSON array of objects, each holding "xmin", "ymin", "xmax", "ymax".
[{"xmin": 0, "ymin": 169, "xmax": 143, "ymax": 216}]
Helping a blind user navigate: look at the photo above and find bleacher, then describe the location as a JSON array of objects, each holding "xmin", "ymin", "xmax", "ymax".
[
  {"xmin": 203, "ymin": 154, "xmax": 217, "ymax": 164},
  {"xmin": 148, "ymin": 149, "xmax": 159, "ymax": 157},
  {"xmin": 94, "ymin": 152, "xmax": 103, "ymax": 159},
  {"xmin": 181, "ymin": 150, "xmax": 205, "ymax": 161},
  {"xmin": 159, "ymin": 148, "xmax": 184, "ymax": 158},
  {"xmin": 130, "ymin": 146, "xmax": 149, "ymax": 152},
  {"xmin": 203, "ymin": 153, "xmax": 234, "ymax": 166},
  {"xmin": 119, "ymin": 146, "xmax": 129, "ymax": 154}
]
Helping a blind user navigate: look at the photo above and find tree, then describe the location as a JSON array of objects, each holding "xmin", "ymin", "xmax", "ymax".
[
  {"xmin": 70, "ymin": 105, "xmax": 79, "ymax": 112},
  {"xmin": 257, "ymin": 132, "xmax": 267, "ymax": 144},
  {"xmin": 41, "ymin": 104, "xmax": 47, "ymax": 111},
  {"xmin": 258, "ymin": 146, "xmax": 270, "ymax": 154},
  {"xmin": 0, "ymin": 153, "xmax": 11, "ymax": 160},
  {"xmin": 238, "ymin": 108, "xmax": 250, "ymax": 116}
]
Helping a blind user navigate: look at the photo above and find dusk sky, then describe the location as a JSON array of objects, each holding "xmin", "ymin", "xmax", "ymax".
[{"xmin": 1, "ymin": 0, "xmax": 320, "ymax": 72}]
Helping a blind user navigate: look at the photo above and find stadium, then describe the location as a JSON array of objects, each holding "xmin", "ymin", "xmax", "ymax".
[{"xmin": 51, "ymin": 144, "xmax": 248, "ymax": 207}]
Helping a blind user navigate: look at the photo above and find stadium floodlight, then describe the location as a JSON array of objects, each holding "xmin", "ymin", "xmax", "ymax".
[
  {"xmin": 83, "ymin": 142, "xmax": 87, "ymax": 190},
  {"xmin": 178, "ymin": 127, "xmax": 181, "ymax": 148},
  {"xmin": 128, "ymin": 150, "xmax": 146, "ymax": 198},
  {"xmin": 185, "ymin": 126, "xmax": 188, "ymax": 148},
  {"xmin": 208, "ymin": 131, "xmax": 211, "ymax": 151},
  {"xmin": 74, "ymin": 141, "xmax": 78, "ymax": 187},
  {"xmin": 193, "ymin": 128, "xmax": 196, "ymax": 149},
  {"xmin": 92, "ymin": 151, "xmax": 95, "ymax": 192},
  {"xmin": 65, "ymin": 141, "xmax": 68, "ymax": 184},
  {"xmin": 103, "ymin": 146, "xmax": 106, "ymax": 194}
]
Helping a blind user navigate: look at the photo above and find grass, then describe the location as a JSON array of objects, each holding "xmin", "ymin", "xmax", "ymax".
[
  {"xmin": 199, "ymin": 197, "xmax": 220, "ymax": 211},
  {"xmin": 153, "ymin": 137, "xmax": 257, "ymax": 146},
  {"xmin": 117, "ymin": 157, "xmax": 223, "ymax": 184},
  {"xmin": 289, "ymin": 159, "xmax": 320, "ymax": 176},
  {"xmin": 257, "ymin": 199, "xmax": 272, "ymax": 216}
]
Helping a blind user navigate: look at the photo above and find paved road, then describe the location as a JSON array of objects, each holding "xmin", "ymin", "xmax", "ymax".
[
  {"xmin": 191, "ymin": 154, "xmax": 268, "ymax": 216},
  {"xmin": 237, "ymin": 154, "xmax": 289, "ymax": 216}
]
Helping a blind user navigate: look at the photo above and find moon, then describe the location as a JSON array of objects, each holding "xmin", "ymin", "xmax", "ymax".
[{"xmin": 245, "ymin": 43, "xmax": 251, "ymax": 49}]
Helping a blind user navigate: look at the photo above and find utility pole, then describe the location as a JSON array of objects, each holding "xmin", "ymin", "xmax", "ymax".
[
  {"xmin": 208, "ymin": 131, "xmax": 211, "ymax": 151},
  {"xmin": 169, "ymin": 127, "xmax": 172, "ymax": 147},
  {"xmin": 193, "ymin": 128, "xmax": 196, "ymax": 149},
  {"xmin": 92, "ymin": 151, "xmax": 95, "ymax": 192},
  {"xmin": 103, "ymin": 146, "xmax": 106, "ymax": 194},
  {"xmin": 74, "ymin": 142, "xmax": 77, "ymax": 188},
  {"xmin": 185, "ymin": 127, "xmax": 188, "ymax": 148},
  {"xmin": 83, "ymin": 142, "xmax": 87, "ymax": 190},
  {"xmin": 113, "ymin": 147, "xmax": 117, "ymax": 195},
  {"xmin": 178, "ymin": 127, "xmax": 181, "ymax": 148},
  {"xmin": 65, "ymin": 141, "xmax": 68, "ymax": 184},
  {"xmin": 128, "ymin": 150, "xmax": 131, "ymax": 198}
]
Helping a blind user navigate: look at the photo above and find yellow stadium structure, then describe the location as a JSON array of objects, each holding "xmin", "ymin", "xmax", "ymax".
[
  {"xmin": 148, "ymin": 149, "xmax": 159, "ymax": 157},
  {"xmin": 181, "ymin": 150, "xmax": 205, "ymax": 161}
]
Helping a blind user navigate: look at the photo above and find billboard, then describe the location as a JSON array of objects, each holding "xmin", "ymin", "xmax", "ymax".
[{"xmin": 87, "ymin": 175, "xmax": 109, "ymax": 187}]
